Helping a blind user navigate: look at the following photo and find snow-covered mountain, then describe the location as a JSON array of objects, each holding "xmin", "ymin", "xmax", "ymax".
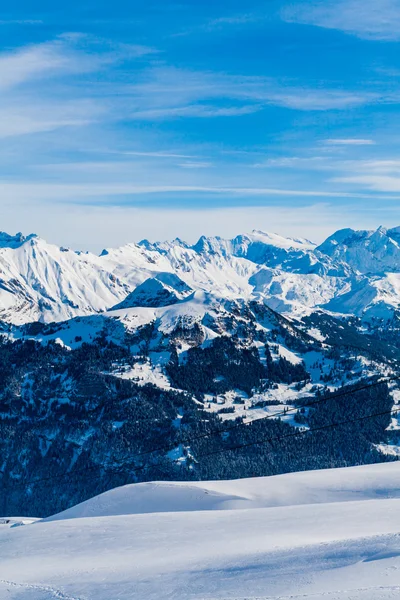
[
  {"xmin": 3, "ymin": 226, "xmax": 400, "ymax": 583},
  {"xmin": 318, "ymin": 225, "xmax": 400, "ymax": 275},
  {"xmin": 111, "ymin": 273, "xmax": 193, "ymax": 309},
  {"xmin": 0, "ymin": 226, "xmax": 400, "ymax": 325},
  {"xmin": 3, "ymin": 226, "xmax": 400, "ymax": 521}
]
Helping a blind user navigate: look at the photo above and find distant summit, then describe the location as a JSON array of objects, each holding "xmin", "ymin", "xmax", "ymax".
[
  {"xmin": 112, "ymin": 273, "xmax": 192, "ymax": 309},
  {"xmin": 0, "ymin": 231, "xmax": 37, "ymax": 249}
]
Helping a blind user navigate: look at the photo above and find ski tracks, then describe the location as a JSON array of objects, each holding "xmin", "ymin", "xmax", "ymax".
[
  {"xmin": 211, "ymin": 586, "xmax": 400, "ymax": 600},
  {"xmin": 0, "ymin": 579, "xmax": 85, "ymax": 600}
]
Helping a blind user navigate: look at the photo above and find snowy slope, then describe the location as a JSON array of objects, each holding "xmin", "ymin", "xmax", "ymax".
[
  {"xmin": 47, "ymin": 462, "xmax": 400, "ymax": 519},
  {"xmin": 2, "ymin": 463, "xmax": 400, "ymax": 599}
]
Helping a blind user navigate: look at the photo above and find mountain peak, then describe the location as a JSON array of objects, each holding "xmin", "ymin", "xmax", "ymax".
[
  {"xmin": 111, "ymin": 272, "xmax": 193, "ymax": 310},
  {"xmin": 249, "ymin": 229, "xmax": 315, "ymax": 249},
  {"xmin": 317, "ymin": 226, "xmax": 400, "ymax": 275},
  {"xmin": 0, "ymin": 231, "xmax": 38, "ymax": 249}
]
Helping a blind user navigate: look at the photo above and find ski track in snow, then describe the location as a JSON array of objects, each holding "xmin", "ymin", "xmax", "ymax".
[
  {"xmin": 0, "ymin": 579, "xmax": 84, "ymax": 600},
  {"xmin": 210, "ymin": 589, "xmax": 400, "ymax": 599}
]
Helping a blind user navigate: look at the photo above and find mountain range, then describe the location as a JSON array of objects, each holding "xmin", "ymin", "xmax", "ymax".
[
  {"xmin": 2, "ymin": 225, "xmax": 400, "ymax": 325},
  {"xmin": 2, "ymin": 225, "xmax": 400, "ymax": 517}
]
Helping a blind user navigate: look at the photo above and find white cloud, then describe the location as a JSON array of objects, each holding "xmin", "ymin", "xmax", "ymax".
[
  {"xmin": 253, "ymin": 156, "xmax": 331, "ymax": 169},
  {"xmin": 0, "ymin": 180, "xmax": 387, "ymax": 201},
  {"xmin": 114, "ymin": 151, "xmax": 200, "ymax": 159},
  {"xmin": 0, "ymin": 36, "xmax": 156, "ymax": 94},
  {"xmin": 0, "ymin": 99, "xmax": 102, "ymax": 138},
  {"xmin": 282, "ymin": 0, "xmax": 400, "ymax": 41},
  {"xmin": 360, "ymin": 160, "xmax": 400, "ymax": 172},
  {"xmin": 0, "ymin": 38, "xmax": 105, "ymax": 139},
  {"xmin": 324, "ymin": 138, "xmax": 376, "ymax": 146},
  {"xmin": 0, "ymin": 19, "xmax": 43, "ymax": 25},
  {"xmin": 264, "ymin": 90, "xmax": 374, "ymax": 111},
  {"xmin": 178, "ymin": 161, "xmax": 213, "ymax": 169},
  {"xmin": 0, "ymin": 38, "xmax": 385, "ymax": 148},
  {"xmin": 0, "ymin": 36, "xmax": 158, "ymax": 139},
  {"xmin": 205, "ymin": 14, "xmax": 260, "ymax": 29},
  {"xmin": 334, "ymin": 174, "xmax": 400, "ymax": 192},
  {"xmin": 338, "ymin": 159, "xmax": 400, "ymax": 174},
  {"xmin": 0, "ymin": 34, "xmax": 397, "ymax": 240},
  {"xmin": 170, "ymin": 11, "xmax": 261, "ymax": 37},
  {"xmin": 0, "ymin": 41, "xmax": 73, "ymax": 91},
  {"xmin": 127, "ymin": 66, "xmax": 378, "ymax": 117},
  {"xmin": 129, "ymin": 104, "xmax": 261, "ymax": 120}
]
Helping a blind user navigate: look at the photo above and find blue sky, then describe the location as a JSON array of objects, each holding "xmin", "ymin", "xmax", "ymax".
[{"xmin": 2, "ymin": 0, "xmax": 400, "ymax": 250}]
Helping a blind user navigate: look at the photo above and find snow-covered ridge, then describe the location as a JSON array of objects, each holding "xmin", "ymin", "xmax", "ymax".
[
  {"xmin": 0, "ymin": 226, "xmax": 400, "ymax": 324},
  {"xmin": 46, "ymin": 462, "xmax": 400, "ymax": 520}
]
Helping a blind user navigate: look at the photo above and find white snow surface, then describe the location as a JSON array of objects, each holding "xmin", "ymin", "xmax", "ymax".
[
  {"xmin": 47, "ymin": 462, "xmax": 400, "ymax": 519},
  {"xmin": 2, "ymin": 463, "xmax": 400, "ymax": 599}
]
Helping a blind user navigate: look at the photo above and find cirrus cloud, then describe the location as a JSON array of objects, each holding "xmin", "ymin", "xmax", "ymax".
[{"xmin": 282, "ymin": 0, "xmax": 400, "ymax": 41}]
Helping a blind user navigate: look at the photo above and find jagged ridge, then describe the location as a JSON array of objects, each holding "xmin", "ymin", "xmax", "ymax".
[{"xmin": 0, "ymin": 226, "xmax": 399, "ymax": 324}]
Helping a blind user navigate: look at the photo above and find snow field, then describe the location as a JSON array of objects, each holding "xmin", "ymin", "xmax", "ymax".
[{"xmin": 1, "ymin": 463, "xmax": 400, "ymax": 599}]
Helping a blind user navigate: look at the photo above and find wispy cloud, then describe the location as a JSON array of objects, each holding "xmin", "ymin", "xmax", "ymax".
[
  {"xmin": 253, "ymin": 156, "xmax": 331, "ymax": 169},
  {"xmin": 0, "ymin": 40, "xmax": 76, "ymax": 91},
  {"xmin": 170, "ymin": 11, "xmax": 261, "ymax": 37},
  {"xmin": 0, "ymin": 34, "xmax": 396, "ymax": 229},
  {"xmin": 0, "ymin": 37, "xmax": 386, "ymax": 145},
  {"xmin": 0, "ymin": 19, "xmax": 43, "ymax": 25},
  {"xmin": 0, "ymin": 35, "xmax": 158, "ymax": 138},
  {"xmin": 264, "ymin": 89, "xmax": 373, "ymax": 111},
  {"xmin": 205, "ymin": 14, "xmax": 260, "ymax": 30},
  {"xmin": 0, "ymin": 180, "xmax": 392, "ymax": 201},
  {"xmin": 0, "ymin": 11, "xmax": 398, "ymax": 249},
  {"xmin": 0, "ymin": 39, "xmax": 106, "ymax": 137},
  {"xmin": 125, "ymin": 66, "xmax": 379, "ymax": 118},
  {"xmin": 331, "ymin": 158, "xmax": 400, "ymax": 174},
  {"xmin": 282, "ymin": 0, "xmax": 400, "ymax": 41},
  {"xmin": 0, "ymin": 34, "xmax": 156, "ymax": 92},
  {"xmin": 358, "ymin": 160, "xmax": 400, "ymax": 172},
  {"xmin": 324, "ymin": 138, "xmax": 376, "ymax": 146},
  {"xmin": 110, "ymin": 151, "xmax": 199, "ymax": 159},
  {"xmin": 129, "ymin": 104, "xmax": 261, "ymax": 120},
  {"xmin": 178, "ymin": 161, "xmax": 213, "ymax": 169},
  {"xmin": 0, "ymin": 100, "xmax": 102, "ymax": 138},
  {"xmin": 332, "ymin": 156, "xmax": 400, "ymax": 192},
  {"xmin": 334, "ymin": 174, "xmax": 400, "ymax": 192}
]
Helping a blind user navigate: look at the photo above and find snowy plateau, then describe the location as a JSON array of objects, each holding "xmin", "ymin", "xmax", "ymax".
[{"xmin": 3, "ymin": 226, "xmax": 400, "ymax": 598}]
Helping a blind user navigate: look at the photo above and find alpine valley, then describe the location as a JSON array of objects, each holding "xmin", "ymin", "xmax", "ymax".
[{"xmin": 2, "ymin": 225, "xmax": 400, "ymax": 517}]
